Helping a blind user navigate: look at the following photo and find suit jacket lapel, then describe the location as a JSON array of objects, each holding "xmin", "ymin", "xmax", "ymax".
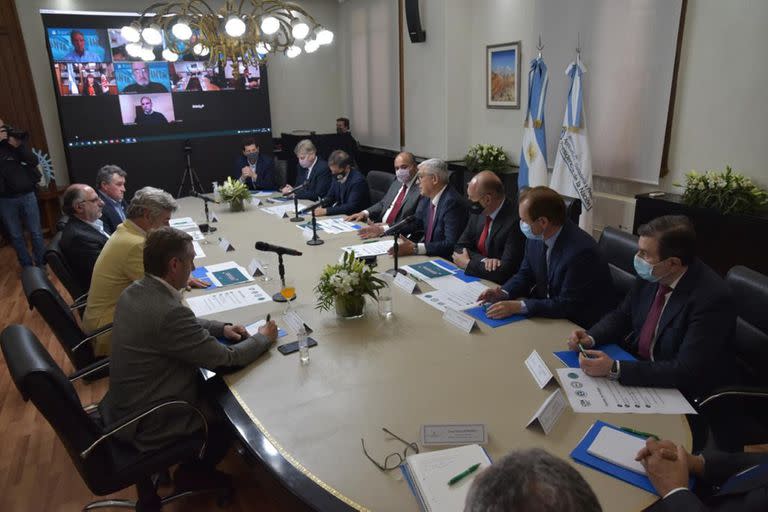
[{"xmin": 655, "ymin": 265, "xmax": 697, "ymax": 335}]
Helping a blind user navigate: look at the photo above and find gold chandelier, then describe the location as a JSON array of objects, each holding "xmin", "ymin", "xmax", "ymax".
[{"xmin": 119, "ymin": 0, "xmax": 334, "ymax": 66}]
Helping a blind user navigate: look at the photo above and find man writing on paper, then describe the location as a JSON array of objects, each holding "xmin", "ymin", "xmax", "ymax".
[
  {"xmin": 100, "ymin": 227, "xmax": 278, "ymax": 488},
  {"xmin": 314, "ymin": 150, "xmax": 370, "ymax": 217},
  {"xmin": 568, "ymin": 215, "xmax": 737, "ymax": 396},
  {"xmin": 635, "ymin": 438, "xmax": 768, "ymax": 511},
  {"xmin": 232, "ymin": 138, "xmax": 276, "ymax": 191},
  {"xmin": 60, "ymin": 184, "xmax": 109, "ymax": 291},
  {"xmin": 477, "ymin": 186, "xmax": 615, "ymax": 328},
  {"xmin": 346, "ymin": 152, "xmax": 421, "ymax": 239},
  {"xmin": 388, "ymin": 158, "xmax": 468, "ymax": 260},
  {"xmin": 280, "ymin": 139, "xmax": 332, "ymax": 201},
  {"xmin": 452, "ymin": 171, "xmax": 525, "ymax": 284}
]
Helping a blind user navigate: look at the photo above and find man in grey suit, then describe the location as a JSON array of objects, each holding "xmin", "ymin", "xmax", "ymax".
[
  {"xmin": 100, "ymin": 227, "xmax": 277, "ymax": 485},
  {"xmin": 346, "ymin": 151, "xmax": 421, "ymax": 239}
]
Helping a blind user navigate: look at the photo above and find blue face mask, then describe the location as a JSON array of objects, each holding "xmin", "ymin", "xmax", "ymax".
[
  {"xmin": 633, "ymin": 254, "xmax": 661, "ymax": 282},
  {"xmin": 520, "ymin": 220, "xmax": 544, "ymax": 241}
]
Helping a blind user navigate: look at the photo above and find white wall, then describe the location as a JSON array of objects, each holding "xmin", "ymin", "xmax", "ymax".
[{"xmin": 14, "ymin": 0, "xmax": 342, "ymax": 185}]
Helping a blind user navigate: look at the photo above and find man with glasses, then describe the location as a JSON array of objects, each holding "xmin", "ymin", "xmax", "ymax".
[
  {"xmin": 123, "ymin": 62, "xmax": 168, "ymax": 93},
  {"xmin": 60, "ymin": 184, "xmax": 109, "ymax": 290},
  {"xmin": 346, "ymin": 152, "xmax": 421, "ymax": 239}
]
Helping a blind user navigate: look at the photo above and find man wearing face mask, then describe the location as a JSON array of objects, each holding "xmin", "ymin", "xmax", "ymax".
[
  {"xmin": 477, "ymin": 186, "xmax": 615, "ymax": 328},
  {"xmin": 280, "ymin": 139, "xmax": 332, "ymax": 201},
  {"xmin": 567, "ymin": 215, "xmax": 737, "ymax": 397},
  {"xmin": 232, "ymin": 138, "xmax": 276, "ymax": 190},
  {"xmin": 452, "ymin": 171, "xmax": 525, "ymax": 284},
  {"xmin": 315, "ymin": 149, "xmax": 369, "ymax": 217},
  {"xmin": 346, "ymin": 152, "xmax": 421, "ymax": 239}
]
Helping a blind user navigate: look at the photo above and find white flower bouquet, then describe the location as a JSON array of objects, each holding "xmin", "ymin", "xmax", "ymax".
[
  {"xmin": 677, "ymin": 166, "xmax": 767, "ymax": 215},
  {"xmin": 464, "ymin": 143, "xmax": 511, "ymax": 174},
  {"xmin": 314, "ymin": 250, "xmax": 385, "ymax": 313}
]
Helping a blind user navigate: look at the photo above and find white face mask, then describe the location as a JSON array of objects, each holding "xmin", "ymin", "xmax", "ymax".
[
  {"xmin": 299, "ymin": 156, "xmax": 313, "ymax": 169},
  {"xmin": 395, "ymin": 168, "xmax": 411, "ymax": 183}
]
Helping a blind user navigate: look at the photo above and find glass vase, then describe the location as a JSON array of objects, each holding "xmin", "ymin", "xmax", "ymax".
[{"xmin": 334, "ymin": 294, "xmax": 365, "ymax": 319}]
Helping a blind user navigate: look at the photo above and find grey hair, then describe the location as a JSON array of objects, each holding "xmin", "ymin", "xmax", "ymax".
[
  {"xmin": 61, "ymin": 185, "xmax": 87, "ymax": 216},
  {"xmin": 125, "ymin": 186, "xmax": 177, "ymax": 220},
  {"xmin": 418, "ymin": 158, "xmax": 449, "ymax": 184},
  {"xmin": 294, "ymin": 139, "xmax": 316, "ymax": 156},
  {"xmin": 96, "ymin": 164, "xmax": 127, "ymax": 188},
  {"xmin": 464, "ymin": 448, "xmax": 602, "ymax": 512}
]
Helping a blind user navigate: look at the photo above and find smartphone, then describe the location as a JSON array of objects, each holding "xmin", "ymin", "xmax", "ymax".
[{"xmin": 278, "ymin": 337, "xmax": 318, "ymax": 355}]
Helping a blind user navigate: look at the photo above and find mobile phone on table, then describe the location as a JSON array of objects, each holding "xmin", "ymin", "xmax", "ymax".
[{"xmin": 278, "ymin": 337, "xmax": 318, "ymax": 355}]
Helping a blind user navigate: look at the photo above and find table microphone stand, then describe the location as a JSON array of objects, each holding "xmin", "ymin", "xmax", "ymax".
[
  {"xmin": 290, "ymin": 196, "xmax": 304, "ymax": 222},
  {"xmin": 272, "ymin": 253, "xmax": 296, "ymax": 302},
  {"xmin": 203, "ymin": 201, "xmax": 217, "ymax": 233},
  {"xmin": 306, "ymin": 207, "xmax": 324, "ymax": 246},
  {"xmin": 386, "ymin": 232, "xmax": 406, "ymax": 276}
]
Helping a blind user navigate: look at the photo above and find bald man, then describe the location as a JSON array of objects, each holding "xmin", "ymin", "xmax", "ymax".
[
  {"xmin": 453, "ymin": 171, "xmax": 525, "ymax": 284},
  {"xmin": 60, "ymin": 184, "xmax": 109, "ymax": 290}
]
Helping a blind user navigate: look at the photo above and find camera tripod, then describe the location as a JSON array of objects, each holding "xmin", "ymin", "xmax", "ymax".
[{"xmin": 177, "ymin": 139, "xmax": 205, "ymax": 198}]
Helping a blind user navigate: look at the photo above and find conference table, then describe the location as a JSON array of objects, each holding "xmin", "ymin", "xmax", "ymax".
[{"xmin": 178, "ymin": 195, "xmax": 691, "ymax": 512}]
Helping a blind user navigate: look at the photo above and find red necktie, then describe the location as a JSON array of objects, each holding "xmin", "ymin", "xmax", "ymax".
[
  {"xmin": 477, "ymin": 216, "xmax": 492, "ymax": 256},
  {"xmin": 636, "ymin": 284, "xmax": 672, "ymax": 360},
  {"xmin": 385, "ymin": 184, "xmax": 408, "ymax": 225},
  {"xmin": 425, "ymin": 203, "xmax": 437, "ymax": 242}
]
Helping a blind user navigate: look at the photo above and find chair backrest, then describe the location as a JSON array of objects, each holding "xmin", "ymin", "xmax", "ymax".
[
  {"xmin": 726, "ymin": 266, "xmax": 768, "ymax": 385},
  {"xmin": 274, "ymin": 158, "xmax": 287, "ymax": 188},
  {"xmin": 597, "ymin": 227, "xmax": 639, "ymax": 302},
  {"xmin": 45, "ymin": 231, "xmax": 87, "ymax": 300},
  {"xmin": 21, "ymin": 266, "xmax": 96, "ymax": 370},
  {"xmin": 0, "ymin": 324, "xmax": 108, "ymax": 489},
  {"xmin": 367, "ymin": 170, "xmax": 395, "ymax": 205},
  {"xmin": 561, "ymin": 195, "xmax": 583, "ymax": 226}
]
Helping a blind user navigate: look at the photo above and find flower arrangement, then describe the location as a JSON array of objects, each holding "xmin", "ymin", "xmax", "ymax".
[
  {"xmin": 464, "ymin": 143, "xmax": 511, "ymax": 174},
  {"xmin": 218, "ymin": 176, "xmax": 251, "ymax": 211},
  {"xmin": 677, "ymin": 166, "xmax": 767, "ymax": 215},
  {"xmin": 314, "ymin": 250, "xmax": 386, "ymax": 317}
]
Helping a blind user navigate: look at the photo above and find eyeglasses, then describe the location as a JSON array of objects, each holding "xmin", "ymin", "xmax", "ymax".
[
  {"xmin": 361, "ymin": 428, "xmax": 419, "ymax": 471},
  {"xmin": 79, "ymin": 197, "xmax": 101, "ymax": 204}
]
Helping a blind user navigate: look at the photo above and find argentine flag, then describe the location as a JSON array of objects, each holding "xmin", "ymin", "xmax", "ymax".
[
  {"xmin": 518, "ymin": 57, "xmax": 549, "ymax": 191},
  {"xmin": 551, "ymin": 59, "xmax": 594, "ymax": 234}
]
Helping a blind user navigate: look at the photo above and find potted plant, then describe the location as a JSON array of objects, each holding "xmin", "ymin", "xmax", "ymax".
[
  {"xmin": 464, "ymin": 143, "xmax": 511, "ymax": 174},
  {"xmin": 677, "ymin": 166, "xmax": 767, "ymax": 215},
  {"xmin": 218, "ymin": 176, "xmax": 251, "ymax": 212},
  {"xmin": 314, "ymin": 251, "xmax": 386, "ymax": 319}
]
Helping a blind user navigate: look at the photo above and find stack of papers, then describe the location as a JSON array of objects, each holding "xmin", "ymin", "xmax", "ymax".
[
  {"xmin": 341, "ymin": 240, "xmax": 394, "ymax": 257},
  {"xmin": 192, "ymin": 261, "xmax": 254, "ymax": 289},
  {"xmin": 186, "ymin": 283, "xmax": 272, "ymax": 316},
  {"xmin": 260, "ymin": 203, "xmax": 307, "ymax": 218},
  {"xmin": 170, "ymin": 216, "xmax": 205, "ymax": 241},
  {"xmin": 415, "ymin": 276, "xmax": 488, "ymax": 313},
  {"xmin": 297, "ymin": 218, "xmax": 361, "ymax": 234},
  {"xmin": 403, "ymin": 260, "xmax": 481, "ymax": 284},
  {"xmin": 250, "ymin": 190, "xmax": 277, "ymax": 197}
]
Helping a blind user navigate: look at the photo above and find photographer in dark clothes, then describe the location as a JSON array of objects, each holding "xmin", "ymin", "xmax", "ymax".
[{"xmin": 0, "ymin": 119, "xmax": 44, "ymax": 267}]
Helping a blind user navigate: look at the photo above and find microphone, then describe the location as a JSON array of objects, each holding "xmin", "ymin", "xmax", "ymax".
[
  {"xmin": 254, "ymin": 241, "xmax": 303, "ymax": 256},
  {"xmin": 382, "ymin": 215, "xmax": 416, "ymax": 237},
  {"xmin": 299, "ymin": 196, "xmax": 334, "ymax": 214},
  {"xmin": 282, "ymin": 182, "xmax": 307, "ymax": 196},
  {"xmin": 191, "ymin": 190, "xmax": 219, "ymax": 204}
]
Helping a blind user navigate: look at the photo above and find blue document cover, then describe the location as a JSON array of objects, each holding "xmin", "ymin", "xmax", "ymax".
[
  {"xmin": 464, "ymin": 306, "xmax": 527, "ymax": 328},
  {"xmin": 554, "ymin": 344, "xmax": 636, "ymax": 368},
  {"xmin": 427, "ymin": 260, "xmax": 480, "ymax": 282},
  {"xmin": 190, "ymin": 267, "xmax": 215, "ymax": 289}
]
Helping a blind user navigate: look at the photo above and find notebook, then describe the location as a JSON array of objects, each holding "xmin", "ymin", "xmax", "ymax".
[
  {"xmin": 401, "ymin": 444, "xmax": 492, "ymax": 512},
  {"xmin": 586, "ymin": 425, "xmax": 647, "ymax": 475},
  {"xmin": 553, "ymin": 343, "xmax": 636, "ymax": 368}
]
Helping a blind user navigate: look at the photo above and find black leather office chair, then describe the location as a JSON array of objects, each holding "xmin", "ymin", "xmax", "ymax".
[
  {"xmin": 45, "ymin": 230, "xmax": 88, "ymax": 305},
  {"xmin": 695, "ymin": 265, "xmax": 768, "ymax": 451},
  {"xmin": 21, "ymin": 266, "xmax": 109, "ymax": 377},
  {"xmin": 366, "ymin": 170, "xmax": 396, "ymax": 205},
  {"xmin": 597, "ymin": 227, "xmax": 639, "ymax": 302},
  {"xmin": 561, "ymin": 195, "xmax": 583, "ymax": 226},
  {"xmin": 56, "ymin": 214, "xmax": 69, "ymax": 232},
  {"xmin": 0, "ymin": 324, "xmax": 231, "ymax": 511},
  {"xmin": 273, "ymin": 158, "xmax": 287, "ymax": 188}
]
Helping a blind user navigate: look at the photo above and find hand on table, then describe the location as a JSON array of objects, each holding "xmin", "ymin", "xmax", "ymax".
[
  {"xmin": 345, "ymin": 212, "xmax": 367, "ymax": 222},
  {"xmin": 579, "ymin": 350, "xmax": 614, "ymax": 377},
  {"xmin": 567, "ymin": 329, "xmax": 594, "ymax": 351},
  {"xmin": 188, "ymin": 276, "xmax": 209, "ymax": 289},
  {"xmin": 485, "ymin": 300, "xmax": 523, "ymax": 319},
  {"xmin": 315, "ymin": 207, "xmax": 328, "ymax": 217},
  {"xmin": 387, "ymin": 235, "xmax": 415, "ymax": 257},
  {"xmin": 281, "ymin": 184, "xmax": 293, "ymax": 195},
  {"xmin": 452, "ymin": 248, "xmax": 470, "ymax": 269},
  {"xmin": 483, "ymin": 258, "xmax": 502, "ymax": 272},
  {"xmin": 477, "ymin": 286, "xmax": 506, "ymax": 304},
  {"xmin": 636, "ymin": 441, "xmax": 692, "ymax": 497},
  {"xmin": 358, "ymin": 224, "xmax": 384, "ymax": 239},
  {"xmin": 223, "ymin": 324, "xmax": 248, "ymax": 342}
]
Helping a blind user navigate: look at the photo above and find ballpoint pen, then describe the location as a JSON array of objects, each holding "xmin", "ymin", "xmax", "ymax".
[
  {"xmin": 448, "ymin": 463, "xmax": 481, "ymax": 486},
  {"xmin": 619, "ymin": 426, "xmax": 659, "ymax": 440},
  {"xmin": 577, "ymin": 342, "xmax": 594, "ymax": 359}
]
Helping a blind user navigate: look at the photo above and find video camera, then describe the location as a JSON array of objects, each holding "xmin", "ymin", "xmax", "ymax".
[{"xmin": 0, "ymin": 125, "xmax": 29, "ymax": 141}]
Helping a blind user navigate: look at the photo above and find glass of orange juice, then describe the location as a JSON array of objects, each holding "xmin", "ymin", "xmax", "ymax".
[{"xmin": 280, "ymin": 278, "xmax": 296, "ymax": 311}]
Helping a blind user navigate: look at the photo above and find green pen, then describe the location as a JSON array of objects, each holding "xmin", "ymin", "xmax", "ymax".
[
  {"xmin": 577, "ymin": 342, "xmax": 594, "ymax": 359},
  {"xmin": 619, "ymin": 426, "xmax": 659, "ymax": 440},
  {"xmin": 447, "ymin": 463, "xmax": 481, "ymax": 486},
  {"xmin": 363, "ymin": 239, "xmax": 379, "ymax": 244}
]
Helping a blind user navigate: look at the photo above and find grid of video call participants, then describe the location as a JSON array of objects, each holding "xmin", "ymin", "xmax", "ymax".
[{"xmin": 48, "ymin": 27, "xmax": 262, "ymax": 126}]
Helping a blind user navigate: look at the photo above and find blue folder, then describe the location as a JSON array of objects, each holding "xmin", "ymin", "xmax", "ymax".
[
  {"xmin": 464, "ymin": 305, "xmax": 527, "ymax": 328},
  {"xmin": 190, "ymin": 267, "xmax": 215, "ymax": 289},
  {"xmin": 428, "ymin": 260, "xmax": 480, "ymax": 282},
  {"xmin": 554, "ymin": 344, "xmax": 636, "ymax": 368}
]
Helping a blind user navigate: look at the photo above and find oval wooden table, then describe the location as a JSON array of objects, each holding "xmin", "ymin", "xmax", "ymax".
[{"xmin": 178, "ymin": 196, "xmax": 690, "ymax": 512}]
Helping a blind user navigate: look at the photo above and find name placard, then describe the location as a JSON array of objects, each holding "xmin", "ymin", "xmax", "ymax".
[
  {"xmin": 525, "ymin": 350, "xmax": 554, "ymax": 389},
  {"xmin": 247, "ymin": 258, "xmax": 264, "ymax": 277},
  {"xmin": 443, "ymin": 307, "xmax": 476, "ymax": 333},
  {"xmin": 526, "ymin": 389, "xmax": 567, "ymax": 435},
  {"xmin": 218, "ymin": 238, "xmax": 235, "ymax": 252},
  {"xmin": 250, "ymin": 197, "xmax": 262, "ymax": 207},
  {"xmin": 420, "ymin": 424, "xmax": 488, "ymax": 446},
  {"xmin": 393, "ymin": 272, "xmax": 419, "ymax": 294},
  {"xmin": 210, "ymin": 211, "xmax": 219, "ymax": 222}
]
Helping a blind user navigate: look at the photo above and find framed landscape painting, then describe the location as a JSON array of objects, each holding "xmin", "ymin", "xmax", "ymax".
[{"xmin": 487, "ymin": 41, "xmax": 521, "ymax": 109}]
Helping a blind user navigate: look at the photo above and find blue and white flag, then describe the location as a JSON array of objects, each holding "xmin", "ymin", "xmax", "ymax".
[
  {"xmin": 518, "ymin": 57, "xmax": 549, "ymax": 191},
  {"xmin": 550, "ymin": 59, "xmax": 594, "ymax": 233}
]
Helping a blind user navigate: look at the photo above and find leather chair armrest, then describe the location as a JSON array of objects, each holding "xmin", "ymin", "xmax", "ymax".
[
  {"xmin": 68, "ymin": 357, "xmax": 110, "ymax": 382},
  {"xmin": 72, "ymin": 323, "xmax": 113, "ymax": 352},
  {"xmin": 695, "ymin": 386, "xmax": 768, "ymax": 409}
]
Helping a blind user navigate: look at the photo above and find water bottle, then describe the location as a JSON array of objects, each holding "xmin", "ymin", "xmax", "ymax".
[
  {"xmin": 297, "ymin": 325, "xmax": 310, "ymax": 365},
  {"xmin": 212, "ymin": 181, "xmax": 220, "ymax": 202},
  {"xmin": 378, "ymin": 282, "xmax": 393, "ymax": 319}
]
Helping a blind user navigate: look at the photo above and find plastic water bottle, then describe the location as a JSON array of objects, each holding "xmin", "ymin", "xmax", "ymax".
[
  {"xmin": 297, "ymin": 326, "xmax": 310, "ymax": 365},
  {"xmin": 212, "ymin": 181, "xmax": 220, "ymax": 202},
  {"xmin": 378, "ymin": 283, "xmax": 393, "ymax": 319}
]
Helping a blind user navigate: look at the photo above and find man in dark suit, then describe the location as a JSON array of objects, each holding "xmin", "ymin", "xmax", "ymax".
[
  {"xmin": 231, "ymin": 138, "xmax": 276, "ymax": 190},
  {"xmin": 479, "ymin": 186, "xmax": 615, "ymax": 328},
  {"xmin": 346, "ymin": 151, "xmax": 421, "ymax": 239},
  {"xmin": 95, "ymin": 164, "xmax": 128, "ymax": 235},
  {"xmin": 636, "ymin": 438, "xmax": 768, "ymax": 512},
  {"xmin": 59, "ymin": 184, "xmax": 109, "ymax": 290},
  {"xmin": 453, "ymin": 171, "xmax": 525, "ymax": 284},
  {"xmin": 315, "ymin": 150, "xmax": 370, "ymax": 217},
  {"xmin": 280, "ymin": 139, "xmax": 332, "ymax": 201},
  {"xmin": 569, "ymin": 215, "xmax": 736, "ymax": 397},
  {"xmin": 390, "ymin": 158, "xmax": 468, "ymax": 260}
]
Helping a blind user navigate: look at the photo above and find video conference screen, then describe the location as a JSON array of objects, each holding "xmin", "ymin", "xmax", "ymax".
[{"xmin": 42, "ymin": 12, "xmax": 272, "ymax": 194}]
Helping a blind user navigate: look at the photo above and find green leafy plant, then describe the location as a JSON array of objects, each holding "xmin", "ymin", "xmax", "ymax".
[
  {"xmin": 218, "ymin": 176, "xmax": 251, "ymax": 211},
  {"xmin": 464, "ymin": 143, "xmax": 511, "ymax": 174},
  {"xmin": 314, "ymin": 250, "xmax": 386, "ymax": 312},
  {"xmin": 676, "ymin": 166, "xmax": 767, "ymax": 215}
]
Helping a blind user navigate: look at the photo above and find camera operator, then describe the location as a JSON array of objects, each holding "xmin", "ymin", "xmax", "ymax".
[{"xmin": 0, "ymin": 118, "xmax": 45, "ymax": 268}]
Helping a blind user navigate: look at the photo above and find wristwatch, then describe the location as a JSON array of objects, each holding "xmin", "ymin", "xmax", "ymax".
[{"xmin": 608, "ymin": 360, "xmax": 621, "ymax": 381}]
